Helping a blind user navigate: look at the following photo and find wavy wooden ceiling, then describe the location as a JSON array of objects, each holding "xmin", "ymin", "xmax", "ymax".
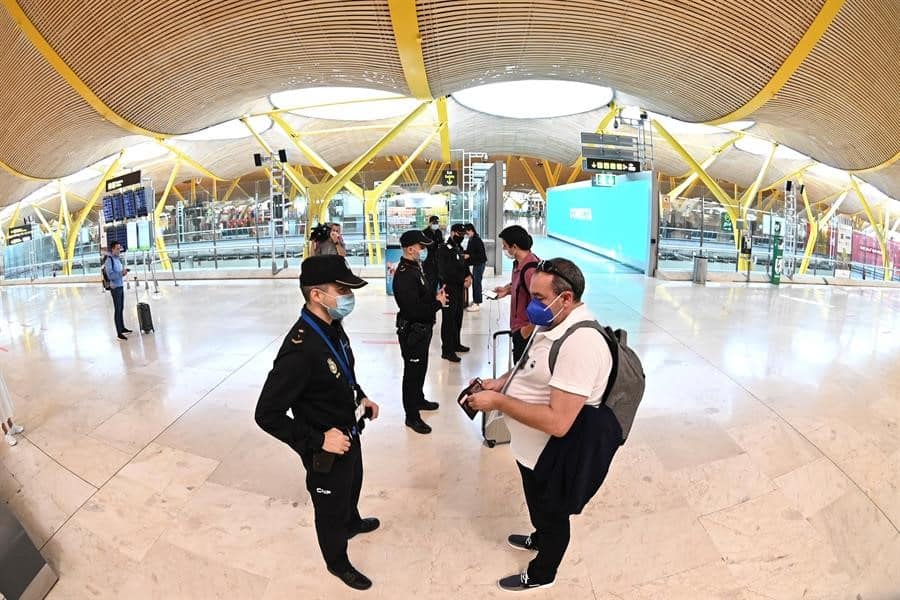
[{"xmin": 0, "ymin": 0, "xmax": 898, "ymax": 213}]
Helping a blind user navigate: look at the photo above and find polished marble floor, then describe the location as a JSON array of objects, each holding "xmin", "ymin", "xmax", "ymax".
[{"xmin": 1, "ymin": 238, "xmax": 899, "ymax": 599}]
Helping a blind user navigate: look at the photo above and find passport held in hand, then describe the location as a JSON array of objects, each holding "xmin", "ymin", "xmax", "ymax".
[{"xmin": 457, "ymin": 379, "xmax": 482, "ymax": 420}]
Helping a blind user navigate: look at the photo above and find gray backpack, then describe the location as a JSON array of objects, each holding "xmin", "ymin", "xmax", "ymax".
[{"xmin": 548, "ymin": 320, "xmax": 645, "ymax": 442}]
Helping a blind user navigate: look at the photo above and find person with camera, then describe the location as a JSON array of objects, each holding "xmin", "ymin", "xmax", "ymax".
[
  {"xmin": 392, "ymin": 230, "xmax": 448, "ymax": 435},
  {"xmin": 422, "ymin": 215, "xmax": 443, "ymax": 292},
  {"xmin": 437, "ymin": 223, "xmax": 472, "ymax": 362},
  {"xmin": 467, "ymin": 258, "xmax": 615, "ymax": 592},
  {"xmin": 312, "ymin": 222, "xmax": 346, "ymax": 256},
  {"xmin": 255, "ymin": 255, "xmax": 381, "ymax": 591}
]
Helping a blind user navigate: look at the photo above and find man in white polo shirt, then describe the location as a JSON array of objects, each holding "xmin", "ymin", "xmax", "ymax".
[{"xmin": 468, "ymin": 257, "xmax": 612, "ymax": 592}]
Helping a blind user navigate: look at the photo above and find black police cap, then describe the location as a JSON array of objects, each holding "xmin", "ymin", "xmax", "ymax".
[
  {"xmin": 299, "ymin": 255, "xmax": 367, "ymax": 288},
  {"xmin": 400, "ymin": 230, "xmax": 433, "ymax": 247},
  {"xmin": 450, "ymin": 223, "xmax": 466, "ymax": 233}
]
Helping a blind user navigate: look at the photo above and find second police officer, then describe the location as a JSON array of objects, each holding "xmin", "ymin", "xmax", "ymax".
[
  {"xmin": 392, "ymin": 230, "xmax": 448, "ymax": 435},
  {"xmin": 437, "ymin": 223, "xmax": 472, "ymax": 363}
]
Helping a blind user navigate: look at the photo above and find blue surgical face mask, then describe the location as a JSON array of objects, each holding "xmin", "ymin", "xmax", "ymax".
[
  {"xmin": 430, "ymin": 224, "xmax": 439, "ymax": 231},
  {"xmin": 318, "ymin": 291, "xmax": 356, "ymax": 320},
  {"xmin": 525, "ymin": 294, "xmax": 562, "ymax": 327}
]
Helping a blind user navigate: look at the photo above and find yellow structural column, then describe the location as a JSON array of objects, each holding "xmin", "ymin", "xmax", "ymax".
[
  {"xmin": 58, "ymin": 180, "xmax": 72, "ymax": 231},
  {"xmin": 798, "ymin": 180, "xmax": 818, "ymax": 275},
  {"xmin": 362, "ymin": 125, "xmax": 443, "ymax": 264},
  {"xmin": 7, "ymin": 201, "xmax": 23, "ymax": 238},
  {"xmin": 652, "ymin": 119, "xmax": 739, "ymax": 230},
  {"xmin": 270, "ymin": 113, "xmax": 363, "ymax": 199},
  {"xmin": 65, "ymin": 151, "xmax": 123, "ymax": 275},
  {"xmin": 154, "ymin": 161, "xmax": 180, "ymax": 271},
  {"xmin": 850, "ymin": 176, "xmax": 892, "ymax": 281},
  {"xmin": 518, "ymin": 158, "xmax": 547, "ymax": 201},
  {"xmin": 435, "ymin": 97, "xmax": 451, "ymax": 163},
  {"xmin": 736, "ymin": 143, "xmax": 778, "ymax": 270},
  {"xmin": 32, "ymin": 206, "xmax": 67, "ymax": 270},
  {"xmin": 667, "ymin": 135, "xmax": 743, "ymax": 202}
]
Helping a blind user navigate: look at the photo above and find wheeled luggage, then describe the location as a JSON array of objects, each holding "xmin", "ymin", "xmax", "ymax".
[
  {"xmin": 482, "ymin": 330, "xmax": 513, "ymax": 447},
  {"xmin": 137, "ymin": 302, "xmax": 154, "ymax": 333},
  {"xmin": 134, "ymin": 275, "xmax": 154, "ymax": 333}
]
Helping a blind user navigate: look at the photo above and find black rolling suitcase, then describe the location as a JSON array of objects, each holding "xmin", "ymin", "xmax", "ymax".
[
  {"xmin": 134, "ymin": 276, "xmax": 154, "ymax": 333},
  {"xmin": 137, "ymin": 302, "xmax": 154, "ymax": 333}
]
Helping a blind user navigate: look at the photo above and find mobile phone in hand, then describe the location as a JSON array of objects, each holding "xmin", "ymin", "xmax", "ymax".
[{"xmin": 484, "ymin": 290, "xmax": 498, "ymax": 300}]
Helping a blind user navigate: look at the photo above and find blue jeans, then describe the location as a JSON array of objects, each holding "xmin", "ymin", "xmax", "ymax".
[
  {"xmin": 111, "ymin": 286, "xmax": 125, "ymax": 334},
  {"xmin": 471, "ymin": 262, "xmax": 486, "ymax": 304}
]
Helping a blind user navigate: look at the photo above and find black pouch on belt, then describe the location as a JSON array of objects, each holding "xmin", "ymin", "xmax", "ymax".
[
  {"xmin": 395, "ymin": 314, "xmax": 409, "ymax": 335},
  {"xmin": 312, "ymin": 451, "xmax": 336, "ymax": 473}
]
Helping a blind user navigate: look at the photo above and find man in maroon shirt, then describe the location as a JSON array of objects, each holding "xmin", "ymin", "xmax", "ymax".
[{"xmin": 493, "ymin": 225, "xmax": 540, "ymax": 363}]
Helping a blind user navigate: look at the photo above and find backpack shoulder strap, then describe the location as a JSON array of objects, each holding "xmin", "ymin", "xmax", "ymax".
[
  {"xmin": 516, "ymin": 261, "xmax": 539, "ymax": 299},
  {"xmin": 548, "ymin": 320, "xmax": 608, "ymax": 373},
  {"xmin": 549, "ymin": 320, "xmax": 620, "ymax": 403}
]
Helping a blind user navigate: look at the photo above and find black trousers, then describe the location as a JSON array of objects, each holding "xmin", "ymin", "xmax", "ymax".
[
  {"xmin": 300, "ymin": 437, "xmax": 364, "ymax": 570},
  {"xmin": 110, "ymin": 286, "xmax": 126, "ymax": 334},
  {"xmin": 512, "ymin": 328, "xmax": 528, "ymax": 364},
  {"xmin": 471, "ymin": 263, "xmax": 486, "ymax": 304},
  {"xmin": 518, "ymin": 462, "xmax": 570, "ymax": 583},
  {"xmin": 440, "ymin": 283, "xmax": 465, "ymax": 355},
  {"xmin": 398, "ymin": 323, "xmax": 433, "ymax": 420}
]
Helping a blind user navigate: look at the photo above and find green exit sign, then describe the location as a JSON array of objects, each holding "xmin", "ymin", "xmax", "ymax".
[{"xmin": 591, "ymin": 173, "xmax": 617, "ymax": 187}]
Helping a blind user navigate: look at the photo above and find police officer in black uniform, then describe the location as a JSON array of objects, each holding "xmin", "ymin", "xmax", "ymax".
[
  {"xmin": 255, "ymin": 255, "xmax": 381, "ymax": 591},
  {"xmin": 422, "ymin": 215, "xmax": 443, "ymax": 293},
  {"xmin": 393, "ymin": 230, "xmax": 449, "ymax": 435},
  {"xmin": 437, "ymin": 223, "xmax": 472, "ymax": 362}
]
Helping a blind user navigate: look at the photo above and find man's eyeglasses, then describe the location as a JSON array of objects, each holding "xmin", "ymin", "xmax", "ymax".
[{"xmin": 536, "ymin": 260, "xmax": 577, "ymax": 292}]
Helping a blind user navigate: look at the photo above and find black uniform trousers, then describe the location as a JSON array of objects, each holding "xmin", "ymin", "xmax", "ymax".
[
  {"xmin": 518, "ymin": 462, "xmax": 570, "ymax": 584},
  {"xmin": 440, "ymin": 283, "xmax": 465, "ymax": 355},
  {"xmin": 398, "ymin": 323, "xmax": 433, "ymax": 420},
  {"xmin": 300, "ymin": 437, "xmax": 364, "ymax": 570}
]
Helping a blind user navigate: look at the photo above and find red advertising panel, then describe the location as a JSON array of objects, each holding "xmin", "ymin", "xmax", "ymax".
[{"xmin": 852, "ymin": 232, "xmax": 900, "ymax": 268}]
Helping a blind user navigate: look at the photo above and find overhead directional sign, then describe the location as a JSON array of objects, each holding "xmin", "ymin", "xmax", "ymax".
[
  {"xmin": 583, "ymin": 158, "xmax": 641, "ymax": 174},
  {"xmin": 7, "ymin": 225, "xmax": 32, "ymax": 245},
  {"xmin": 106, "ymin": 170, "xmax": 141, "ymax": 192},
  {"xmin": 441, "ymin": 169, "xmax": 458, "ymax": 187},
  {"xmin": 581, "ymin": 132, "xmax": 640, "ymax": 161}
]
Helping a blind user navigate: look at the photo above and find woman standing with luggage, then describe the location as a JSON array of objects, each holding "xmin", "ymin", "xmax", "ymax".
[{"xmin": 0, "ymin": 370, "xmax": 24, "ymax": 446}]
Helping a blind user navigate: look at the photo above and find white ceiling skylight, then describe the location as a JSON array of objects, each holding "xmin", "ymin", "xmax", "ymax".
[
  {"xmin": 453, "ymin": 80, "xmax": 614, "ymax": 119},
  {"xmin": 122, "ymin": 142, "xmax": 170, "ymax": 164},
  {"xmin": 270, "ymin": 87, "xmax": 421, "ymax": 121},
  {"xmin": 809, "ymin": 162, "xmax": 850, "ymax": 184},
  {"xmin": 177, "ymin": 116, "xmax": 272, "ymax": 141},
  {"xmin": 650, "ymin": 113, "xmax": 755, "ymax": 136},
  {"xmin": 20, "ymin": 182, "xmax": 57, "ymax": 205},
  {"xmin": 735, "ymin": 137, "xmax": 810, "ymax": 161}
]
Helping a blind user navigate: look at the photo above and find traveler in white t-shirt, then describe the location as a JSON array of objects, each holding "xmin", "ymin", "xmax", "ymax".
[{"xmin": 467, "ymin": 258, "xmax": 612, "ymax": 592}]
